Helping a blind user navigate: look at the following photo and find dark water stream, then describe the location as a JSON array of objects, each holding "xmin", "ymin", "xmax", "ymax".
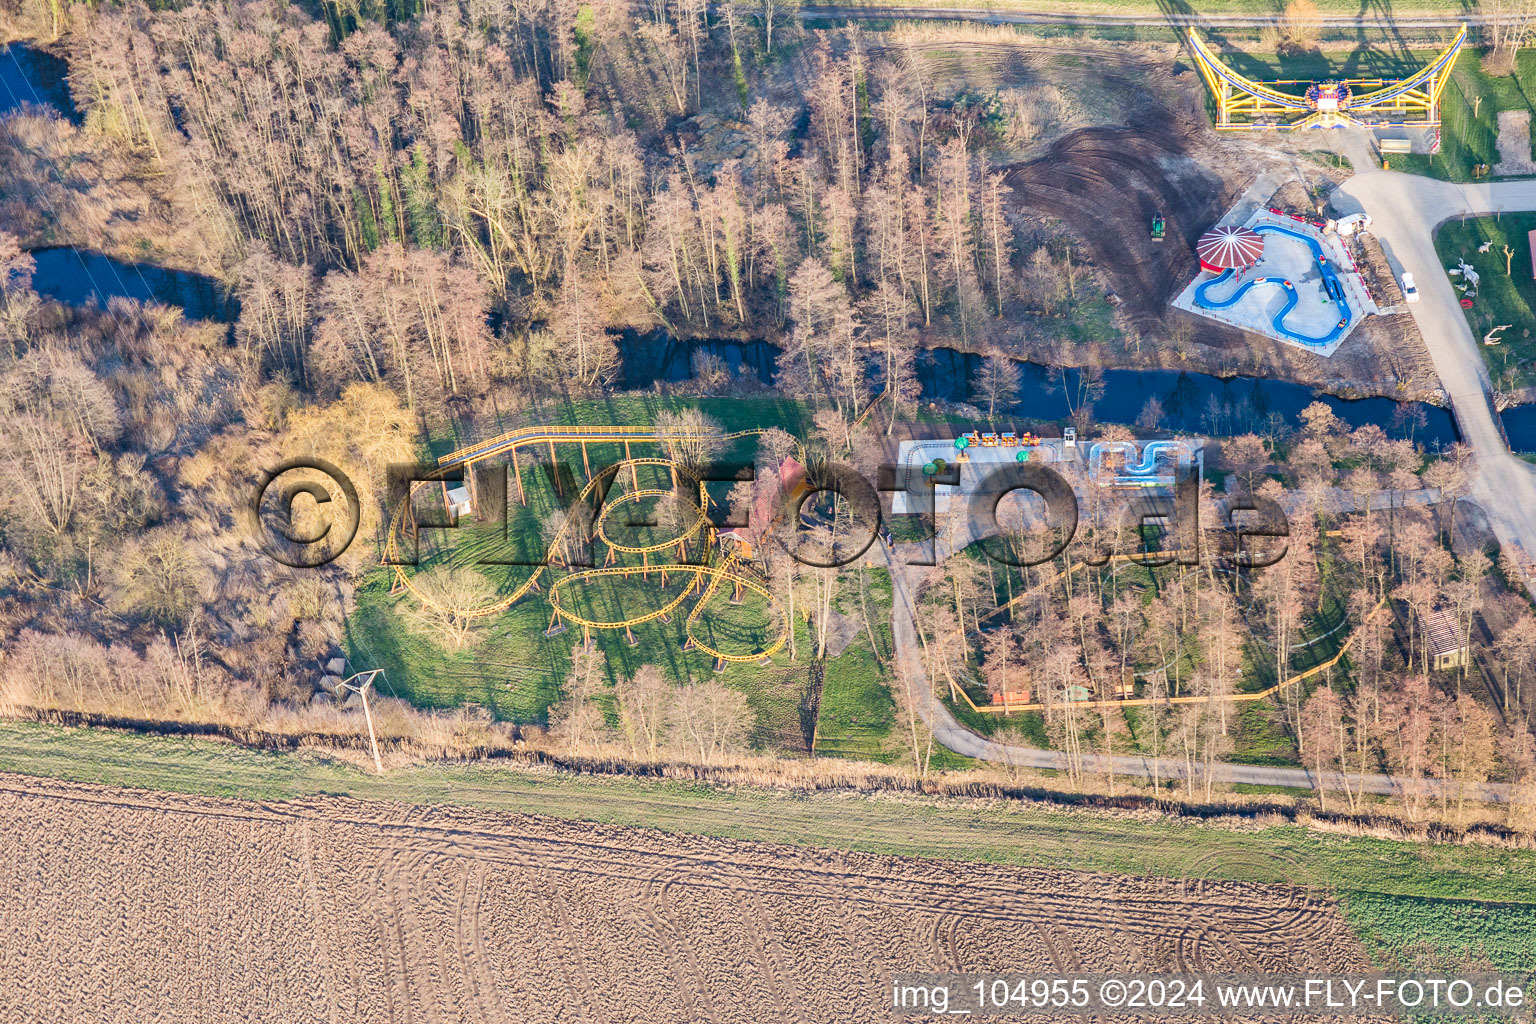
[
  {"xmin": 1500, "ymin": 405, "xmax": 1536, "ymax": 454},
  {"xmin": 29, "ymin": 247, "xmax": 230, "ymax": 321},
  {"xmin": 0, "ymin": 43, "xmax": 78, "ymax": 122},
  {"xmin": 616, "ymin": 329, "xmax": 778, "ymax": 388},
  {"xmin": 914, "ymin": 348, "xmax": 1459, "ymax": 448},
  {"xmin": 622, "ymin": 334, "xmax": 1460, "ymax": 447},
  {"xmin": 5, "ymin": 44, "xmax": 231, "ymax": 321}
]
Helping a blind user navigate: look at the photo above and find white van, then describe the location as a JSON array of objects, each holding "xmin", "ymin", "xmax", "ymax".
[{"xmin": 1401, "ymin": 272, "xmax": 1419, "ymax": 302}]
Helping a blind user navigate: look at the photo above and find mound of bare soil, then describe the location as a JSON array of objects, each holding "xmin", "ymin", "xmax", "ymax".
[{"xmin": 1003, "ymin": 122, "xmax": 1237, "ymax": 347}]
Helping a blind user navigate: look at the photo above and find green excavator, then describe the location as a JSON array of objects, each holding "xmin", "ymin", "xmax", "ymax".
[{"xmin": 1150, "ymin": 212, "xmax": 1166, "ymax": 243}]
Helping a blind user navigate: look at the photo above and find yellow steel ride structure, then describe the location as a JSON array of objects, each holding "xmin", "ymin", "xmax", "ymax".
[
  {"xmin": 1189, "ymin": 24, "xmax": 1465, "ymax": 131},
  {"xmin": 383, "ymin": 429, "xmax": 791, "ymax": 666}
]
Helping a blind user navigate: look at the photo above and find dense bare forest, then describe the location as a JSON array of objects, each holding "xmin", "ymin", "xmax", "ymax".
[
  {"xmin": 0, "ymin": 0, "xmax": 1048, "ymax": 721},
  {"xmin": 11, "ymin": 0, "xmax": 1050, "ymax": 419},
  {"xmin": 0, "ymin": 0, "xmax": 1044, "ymax": 761}
]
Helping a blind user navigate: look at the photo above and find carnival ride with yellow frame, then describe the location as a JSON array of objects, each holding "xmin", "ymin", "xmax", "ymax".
[
  {"xmin": 383, "ymin": 426, "xmax": 794, "ymax": 669},
  {"xmin": 1188, "ymin": 24, "xmax": 1466, "ymax": 131}
]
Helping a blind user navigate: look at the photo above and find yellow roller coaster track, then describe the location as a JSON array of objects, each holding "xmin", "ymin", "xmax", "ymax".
[
  {"xmin": 383, "ymin": 431, "xmax": 792, "ymax": 665},
  {"xmin": 1189, "ymin": 25, "xmax": 1465, "ymax": 131},
  {"xmin": 961, "ymin": 598, "xmax": 1387, "ymax": 715}
]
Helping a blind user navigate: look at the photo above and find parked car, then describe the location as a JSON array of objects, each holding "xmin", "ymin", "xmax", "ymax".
[{"xmin": 1401, "ymin": 272, "xmax": 1419, "ymax": 302}]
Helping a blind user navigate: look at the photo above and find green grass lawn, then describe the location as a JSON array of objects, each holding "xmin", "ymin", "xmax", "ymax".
[
  {"xmin": 1388, "ymin": 49, "xmax": 1504, "ymax": 183},
  {"xmin": 1433, "ymin": 213, "xmax": 1536, "ymax": 389},
  {"xmin": 1302, "ymin": 149, "xmax": 1352, "ymax": 174},
  {"xmin": 351, "ymin": 562, "xmax": 859, "ymax": 753},
  {"xmin": 1229, "ymin": 698, "xmax": 1299, "ymax": 766},
  {"xmin": 1343, "ymin": 890, "xmax": 1536, "ymax": 975},
  {"xmin": 0, "ymin": 719, "xmax": 1532, "ymax": 973},
  {"xmin": 810, "ymin": 568, "xmax": 901, "ymax": 760}
]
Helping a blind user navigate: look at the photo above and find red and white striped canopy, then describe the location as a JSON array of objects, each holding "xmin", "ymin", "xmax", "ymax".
[{"xmin": 1197, "ymin": 225, "xmax": 1265, "ymax": 271}]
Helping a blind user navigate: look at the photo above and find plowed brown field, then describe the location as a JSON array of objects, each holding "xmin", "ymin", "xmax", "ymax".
[{"xmin": 0, "ymin": 774, "xmax": 1372, "ymax": 1022}]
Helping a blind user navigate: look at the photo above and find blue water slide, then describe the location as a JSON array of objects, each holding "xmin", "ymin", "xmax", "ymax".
[
  {"xmin": 1192, "ymin": 223, "xmax": 1352, "ymax": 348},
  {"xmin": 1088, "ymin": 440, "xmax": 1196, "ymax": 487}
]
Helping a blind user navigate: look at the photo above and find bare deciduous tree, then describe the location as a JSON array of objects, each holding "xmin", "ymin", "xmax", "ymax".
[
  {"xmin": 405, "ymin": 566, "xmax": 498, "ymax": 649},
  {"xmin": 615, "ymin": 664, "xmax": 672, "ymax": 760},
  {"xmin": 970, "ymin": 355, "xmax": 1021, "ymax": 422}
]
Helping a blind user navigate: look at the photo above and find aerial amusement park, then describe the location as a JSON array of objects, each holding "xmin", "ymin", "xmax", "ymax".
[
  {"xmin": 383, "ymin": 24, "xmax": 1468, "ymax": 676},
  {"xmin": 1170, "ymin": 24, "xmax": 1467, "ymax": 354}
]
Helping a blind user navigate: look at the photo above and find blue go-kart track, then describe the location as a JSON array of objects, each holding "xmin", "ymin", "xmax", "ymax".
[{"xmin": 1193, "ymin": 224, "xmax": 1351, "ymax": 348}]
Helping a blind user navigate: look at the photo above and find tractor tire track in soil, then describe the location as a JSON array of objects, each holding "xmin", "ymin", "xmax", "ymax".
[
  {"xmin": 0, "ymin": 774, "xmax": 1375, "ymax": 1022},
  {"xmin": 1000, "ymin": 101, "xmax": 1253, "ymax": 349}
]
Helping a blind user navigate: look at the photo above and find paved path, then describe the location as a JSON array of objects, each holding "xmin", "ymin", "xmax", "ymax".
[
  {"xmin": 1334, "ymin": 173, "xmax": 1536, "ymax": 592},
  {"xmin": 878, "ymin": 537, "xmax": 1506, "ymax": 801}
]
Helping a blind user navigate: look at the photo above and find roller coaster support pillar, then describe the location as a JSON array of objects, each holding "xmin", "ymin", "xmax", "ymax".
[
  {"xmin": 581, "ymin": 441, "xmax": 590, "ymax": 481},
  {"xmin": 514, "ymin": 451, "xmax": 525, "ymax": 505},
  {"xmin": 549, "ymin": 440, "xmax": 561, "ymax": 493}
]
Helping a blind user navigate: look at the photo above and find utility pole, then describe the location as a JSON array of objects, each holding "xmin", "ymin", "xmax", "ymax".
[{"xmin": 337, "ymin": 670, "xmax": 386, "ymax": 773}]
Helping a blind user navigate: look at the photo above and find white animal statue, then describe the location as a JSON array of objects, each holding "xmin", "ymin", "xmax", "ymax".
[
  {"xmin": 1485, "ymin": 324, "xmax": 1512, "ymax": 346},
  {"xmin": 1458, "ymin": 259, "xmax": 1481, "ymax": 288},
  {"xmin": 1479, "ymin": 240, "xmax": 1494, "ymax": 253}
]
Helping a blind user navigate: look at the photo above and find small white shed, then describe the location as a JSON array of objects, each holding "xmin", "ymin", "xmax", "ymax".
[{"xmin": 445, "ymin": 483, "xmax": 473, "ymax": 521}]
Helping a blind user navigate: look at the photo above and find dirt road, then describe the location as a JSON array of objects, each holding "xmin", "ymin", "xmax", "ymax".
[
  {"xmin": 0, "ymin": 774, "xmax": 1371, "ymax": 1022},
  {"xmin": 801, "ymin": 5, "xmax": 1488, "ymax": 30},
  {"xmin": 1333, "ymin": 173, "xmax": 1536, "ymax": 593}
]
